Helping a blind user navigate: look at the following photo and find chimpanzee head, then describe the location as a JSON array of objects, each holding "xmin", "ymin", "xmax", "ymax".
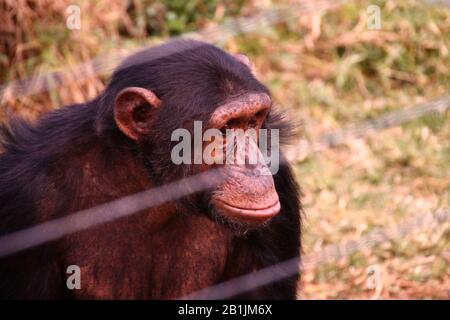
[{"xmin": 99, "ymin": 39, "xmax": 287, "ymax": 229}]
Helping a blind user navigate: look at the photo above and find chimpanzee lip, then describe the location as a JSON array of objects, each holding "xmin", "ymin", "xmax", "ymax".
[{"xmin": 213, "ymin": 198, "xmax": 280, "ymax": 222}]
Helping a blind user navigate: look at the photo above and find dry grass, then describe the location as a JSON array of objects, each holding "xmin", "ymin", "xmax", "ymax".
[
  {"xmin": 226, "ymin": 0, "xmax": 449, "ymax": 299},
  {"xmin": 0, "ymin": 0, "xmax": 449, "ymax": 299}
]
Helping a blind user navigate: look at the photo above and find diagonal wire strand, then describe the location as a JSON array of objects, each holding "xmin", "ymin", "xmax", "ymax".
[
  {"xmin": 0, "ymin": 168, "xmax": 226, "ymax": 258},
  {"xmin": 183, "ymin": 207, "xmax": 449, "ymax": 299},
  {"xmin": 0, "ymin": 94, "xmax": 448, "ymax": 258}
]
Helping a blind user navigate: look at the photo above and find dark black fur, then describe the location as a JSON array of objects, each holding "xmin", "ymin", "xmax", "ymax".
[{"xmin": 0, "ymin": 39, "xmax": 301, "ymax": 299}]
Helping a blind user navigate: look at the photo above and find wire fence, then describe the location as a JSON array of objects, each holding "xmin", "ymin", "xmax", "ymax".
[
  {"xmin": 0, "ymin": 0, "xmax": 448, "ymax": 299},
  {"xmin": 0, "ymin": 169, "xmax": 226, "ymax": 257},
  {"xmin": 301, "ymin": 206, "xmax": 449, "ymax": 269},
  {"xmin": 2, "ymin": 0, "xmax": 447, "ymax": 101}
]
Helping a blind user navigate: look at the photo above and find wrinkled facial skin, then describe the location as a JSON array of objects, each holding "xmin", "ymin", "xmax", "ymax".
[{"xmin": 206, "ymin": 92, "xmax": 281, "ymax": 227}]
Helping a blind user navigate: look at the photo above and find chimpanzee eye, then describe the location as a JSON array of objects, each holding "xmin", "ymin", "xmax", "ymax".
[{"xmin": 220, "ymin": 123, "xmax": 231, "ymax": 135}]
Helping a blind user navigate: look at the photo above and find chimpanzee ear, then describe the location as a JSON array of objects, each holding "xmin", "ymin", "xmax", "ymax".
[
  {"xmin": 114, "ymin": 87, "xmax": 161, "ymax": 140},
  {"xmin": 234, "ymin": 54, "xmax": 253, "ymax": 71}
]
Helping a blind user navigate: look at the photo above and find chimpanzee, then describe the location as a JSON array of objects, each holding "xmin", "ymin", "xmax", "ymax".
[{"xmin": 0, "ymin": 39, "xmax": 301, "ymax": 299}]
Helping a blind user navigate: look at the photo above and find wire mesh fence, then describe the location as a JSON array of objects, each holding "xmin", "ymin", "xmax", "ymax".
[
  {"xmin": 0, "ymin": 168, "xmax": 226, "ymax": 257},
  {"xmin": 0, "ymin": 92, "xmax": 448, "ymax": 260},
  {"xmin": 286, "ymin": 94, "xmax": 450, "ymax": 161}
]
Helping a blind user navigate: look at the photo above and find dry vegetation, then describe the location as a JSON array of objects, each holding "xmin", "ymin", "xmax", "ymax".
[{"xmin": 0, "ymin": 0, "xmax": 449, "ymax": 299}]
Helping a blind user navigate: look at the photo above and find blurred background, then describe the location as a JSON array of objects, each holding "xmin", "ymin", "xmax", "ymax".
[{"xmin": 0, "ymin": 0, "xmax": 449, "ymax": 299}]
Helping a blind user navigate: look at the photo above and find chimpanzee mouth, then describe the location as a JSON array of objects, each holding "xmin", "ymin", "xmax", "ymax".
[{"xmin": 212, "ymin": 198, "xmax": 280, "ymax": 224}]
